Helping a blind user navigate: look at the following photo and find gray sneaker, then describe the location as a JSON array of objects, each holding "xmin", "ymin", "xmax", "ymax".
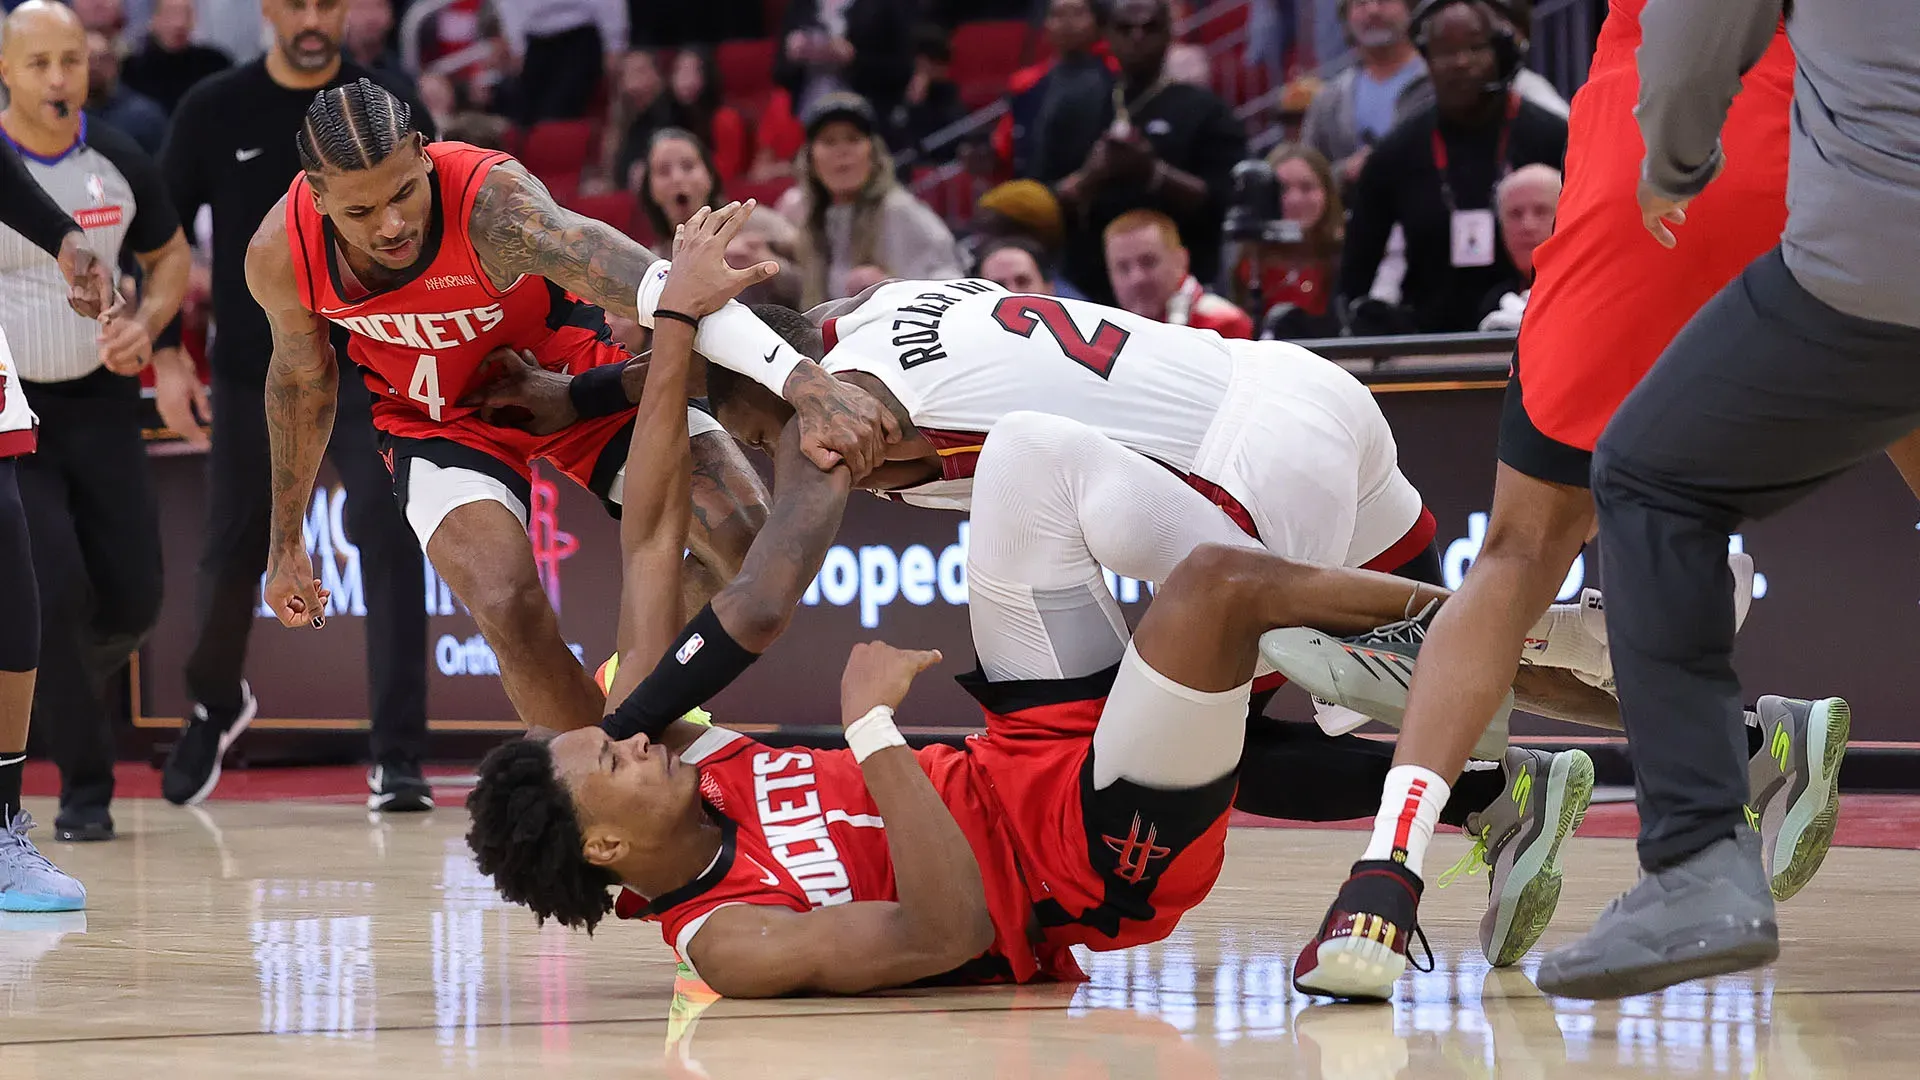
[
  {"xmin": 1437, "ymin": 747, "xmax": 1595, "ymax": 967},
  {"xmin": 1534, "ymin": 830, "xmax": 1778, "ymax": 1000},
  {"xmin": 1747, "ymin": 695, "xmax": 1849, "ymax": 901},
  {"xmin": 0, "ymin": 811, "xmax": 87, "ymax": 913},
  {"xmin": 1259, "ymin": 602, "xmax": 1514, "ymax": 760}
]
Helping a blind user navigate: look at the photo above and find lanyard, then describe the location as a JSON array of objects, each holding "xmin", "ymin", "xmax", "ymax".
[{"xmin": 1431, "ymin": 92, "xmax": 1520, "ymax": 212}]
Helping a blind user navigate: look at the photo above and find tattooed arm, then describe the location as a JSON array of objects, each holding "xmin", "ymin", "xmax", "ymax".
[
  {"xmin": 466, "ymin": 164, "xmax": 898, "ymax": 476},
  {"xmin": 250, "ymin": 199, "xmax": 340, "ymax": 630}
]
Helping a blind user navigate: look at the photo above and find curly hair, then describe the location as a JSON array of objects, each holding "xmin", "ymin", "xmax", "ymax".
[{"xmin": 465, "ymin": 738, "xmax": 621, "ymax": 933}]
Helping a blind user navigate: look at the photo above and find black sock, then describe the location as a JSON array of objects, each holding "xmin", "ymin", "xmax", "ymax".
[
  {"xmin": 1745, "ymin": 707, "xmax": 1765, "ymax": 757},
  {"xmin": 1442, "ymin": 764, "xmax": 1507, "ymax": 828},
  {"xmin": 0, "ymin": 752, "xmax": 23, "ymax": 821}
]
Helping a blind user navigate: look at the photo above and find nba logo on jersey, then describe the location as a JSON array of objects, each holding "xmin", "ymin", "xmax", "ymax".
[
  {"xmin": 74, "ymin": 173, "xmax": 123, "ymax": 229},
  {"xmin": 677, "ymin": 634, "xmax": 705, "ymax": 664},
  {"xmin": 85, "ymin": 174, "xmax": 105, "ymax": 204}
]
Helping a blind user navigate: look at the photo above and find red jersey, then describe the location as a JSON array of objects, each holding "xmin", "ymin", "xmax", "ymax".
[
  {"xmin": 1513, "ymin": 1, "xmax": 1792, "ymax": 451},
  {"xmin": 285, "ymin": 142, "xmax": 619, "ymax": 457},
  {"xmin": 613, "ymin": 726, "xmax": 1068, "ymax": 985}
]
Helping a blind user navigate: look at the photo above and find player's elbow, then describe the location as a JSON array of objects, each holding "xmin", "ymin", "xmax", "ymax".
[{"xmin": 713, "ymin": 584, "xmax": 793, "ymax": 654}]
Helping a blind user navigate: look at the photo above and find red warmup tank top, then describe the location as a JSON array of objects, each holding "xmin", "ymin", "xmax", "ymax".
[{"xmin": 285, "ymin": 141, "xmax": 578, "ymax": 433}]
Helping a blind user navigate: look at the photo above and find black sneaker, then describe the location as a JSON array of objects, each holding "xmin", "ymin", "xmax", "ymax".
[
  {"xmin": 1293, "ymin": 859, "xmax": 1431, "ymax": 1002},
  {"xmin": 162, "ymin": 681, "xmax": 257, "ymax": 806},
  {"xmin": 53, "ymin": 804, "xmax": 114, "ymax": 842},
  {"xmin": 368, "ymin": 759, "xmax": 433, "ymax": 813}
]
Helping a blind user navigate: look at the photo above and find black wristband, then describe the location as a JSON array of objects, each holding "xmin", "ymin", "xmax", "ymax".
[
  {"xmin": 601, "ymin": 603, "xmax": 761, "ymax": 741},
  {"xmin": 654, "ymin": 308, "xmax": 700, "ymax": 330},
  {"xmin": 567, "ymin": 362, "xmax": 633, "ymax": 419}
]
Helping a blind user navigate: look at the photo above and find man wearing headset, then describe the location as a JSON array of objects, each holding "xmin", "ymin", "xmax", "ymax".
[{"xmin": 1335, "ymin": 0, "xmax": 1567, "ymax": 334}]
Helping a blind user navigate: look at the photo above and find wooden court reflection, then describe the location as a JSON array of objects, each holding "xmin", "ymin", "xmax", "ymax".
[{"xmin": 0, "ymin": 797, "xmax": 1911, "ymax": 1077}]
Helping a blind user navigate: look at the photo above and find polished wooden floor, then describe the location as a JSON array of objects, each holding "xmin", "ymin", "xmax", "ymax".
[{"xmin": 0, "ymin": 796, "xmax": 1910, "ymax": 1077}]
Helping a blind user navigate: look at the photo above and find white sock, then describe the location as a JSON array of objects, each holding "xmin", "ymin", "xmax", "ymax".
[
  {"xmin": 1522, "ymin": 590, "xmax": 1609, "ymax": 678},
  {"xmin": 1361, "ymin": 765, "xmax": 1450, "ymax": 878}
]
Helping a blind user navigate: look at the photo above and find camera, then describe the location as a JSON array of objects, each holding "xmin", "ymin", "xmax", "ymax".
[{"xmin": 1222, "ymin": 159, "xmax": 1304, "ymax": 246}]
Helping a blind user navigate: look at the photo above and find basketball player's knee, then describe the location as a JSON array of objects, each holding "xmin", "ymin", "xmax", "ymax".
[
  {"xmin": 979, "ymin": 410, "xmax": 1094, "ymax": 480},
  {"xmin": 466, "ymin": 572, "xmax": 558, "ymax": 645},
  {"xmin": 1161, "ymin": 543, "xmax": 1274, "ymax": 618}
]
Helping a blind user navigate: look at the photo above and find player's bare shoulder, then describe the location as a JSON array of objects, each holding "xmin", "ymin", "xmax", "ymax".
[{"xmin": 244, "ymin": 194, "xmax": 306, "ymax": 312}]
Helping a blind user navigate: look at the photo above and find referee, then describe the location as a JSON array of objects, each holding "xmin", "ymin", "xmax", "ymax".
[
  {"xmin": 0, "ymin": 125, "xmax": 118, "ymax": 908},
  {"xmin": 1538, "ymin": 0, "xmax": 1920, "ymax": 998},
  {"xmin": 1, "ymin": 2, "xmax": 193, "ymax": 842},
  {"xmin": 159, "ymin": 0, "xmax": 435, "ymax": 811}
]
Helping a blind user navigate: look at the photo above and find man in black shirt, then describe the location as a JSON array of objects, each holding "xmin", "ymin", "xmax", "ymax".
[
  {"xmin": 1030, "ymin": 0, "xmax": 1246, "ymax": 306},
  {"xmin": 159, "ymin": 0, "xmax": 435, "ymax": 812},
  {"xmin": 120, "ymin": 0, "xmax": 232, "ymax": 115},
  {"xmin": 1338, "ymin": 0, "xmax": 1566, "ymax": 333}
]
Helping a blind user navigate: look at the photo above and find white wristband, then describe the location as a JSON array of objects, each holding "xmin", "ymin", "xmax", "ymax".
[
  {"xmin": 845, "ymin": 705, "xmax": 907, "ymax": 764},
  {"xmin": 634, "ymin": 260, "xmax": 802, "ymax": 398}
]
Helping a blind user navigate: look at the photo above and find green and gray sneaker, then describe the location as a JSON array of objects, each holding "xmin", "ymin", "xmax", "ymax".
[
  {"xmin": 1746, "ymin": 695, "xmax": 1849, "ymax": 901},
  {"xmin": 1437, "ymin": 746, "xmax": 1595, "ymax": 967}
]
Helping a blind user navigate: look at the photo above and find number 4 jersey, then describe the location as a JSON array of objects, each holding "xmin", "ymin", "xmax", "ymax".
[
  {"xmin": 819, "ymin": 279, "xmax": 1425, "ymax": 567},
  {"xmin": 284, "ymin": 141, "xmax": 639, "ymax": 481}
]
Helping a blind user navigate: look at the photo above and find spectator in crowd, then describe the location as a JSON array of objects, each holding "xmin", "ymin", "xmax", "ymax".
[
  {"xmin": 344, "ymin": 0, "xmax": 414, "ymax": 94},
  {"xmin": 2, "ymin": 1, "xmax": 192, "ymax": 841},
  {"xmin": 781, "ymin": 93, "xmax": 963, "ymax": 307},
  {"xmin": 85, "ymin": 30, "xmax": 169, "ymax": 154},
  {"xmin": 882, "ymin": 24, "xmax": 966, "ymax": 171},
  {"xmin": 960, "ymin": 179, "xmax": 1091, "ymax": 300},
  {"xmin": 120, "ymin": 0, "xmax": 231, "ymax": 114},
  {"xmin": 1165, "ymin": 41, "xmax": 1210, "ymax": 88},
  {"xmin": 1477, "ymin": 161, "xmax": 1559, "ymax": 329},
  {"xmin": 418, "ymin": 71, "xmax": 459, "ymax": 131},
  {"xmin": 1228, "ymin": 143, "xmax": 1344, "ymax": 338},
  {"xmin": 423, "ymin": 68, "xmax": 513, "ymax": 148},
  {"xmin": 1272, "ymin": 74, "xmax": 1323, "ymax": 146},
  {"xmin": 494, "ymin": 0, "xmax": 626, "ymax": 123},
  {"xmin": 774, "ymin": 0, "xmax": 916, "ymax": 121},
  {"xmin": 593, "ymin": 50, "xmax": 673, "ymax": 194},
  {"xmin": 1338, "ymin": 0, "xmax": 1565, "ymax": 333},
  {"xmin": 636, "ymin": 127, "xmax": 721, "ymax": 243},
  {"xmin": 1105, "ymin": 209, "xmax": 1254, "ymax": 338},
  {"xmin": 666, "ymin": 47, "xmax": 748, "ymax": 184},
  {"xmin": 998, "ymin": 0, "xmax": 1112, "ymax": 177},
  {"xmin": 976, "ymin": 235, "xmax": 1060, "ymax": 295},
  {"xmin": 1032, "ymin": 0, "xmax": 1246, "ymax": 307},
  {"xmin": 67, "ymin": 0, "xmax": 121, "ymax": 35},
  {"xmin": 726, "ymin": 204, "xmax": 803, "ymax": 308},
  {"xmin": 1299, "ymin": 0, "xmax": 1425, "ymax": 196}
]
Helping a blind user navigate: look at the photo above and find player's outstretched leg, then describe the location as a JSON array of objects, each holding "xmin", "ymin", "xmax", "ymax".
[
  {"xmin": 1289, "ymin": 464, "xmax": 1598, "ymax": 1001},
  {"xmin": 0, "ymin": 461, "xmax": 83, "ymax": 912}
]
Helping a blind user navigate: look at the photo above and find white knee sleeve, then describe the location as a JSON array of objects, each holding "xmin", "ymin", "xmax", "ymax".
[{"xmin": 1091, "ymin": 641, "xmax": 1251, "ymax": 791}]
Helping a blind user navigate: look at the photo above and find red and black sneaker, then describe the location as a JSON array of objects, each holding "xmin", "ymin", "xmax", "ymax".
[{"xmin": 1293, "ymin": 859, "xmax": 1432, "ymax": 1002}]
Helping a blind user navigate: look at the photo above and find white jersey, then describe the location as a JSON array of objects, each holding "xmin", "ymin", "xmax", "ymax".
[
  {"xmin": 820, "ymin": 279, "xmax": 1427, "ymax": 568},
  {"xmin": 0, "ymin": 328, "xmax": 37, "ymax": 458},
  {"xmin": 821, "ymin": 279, "xmax": 1237, "ymax": 510}
]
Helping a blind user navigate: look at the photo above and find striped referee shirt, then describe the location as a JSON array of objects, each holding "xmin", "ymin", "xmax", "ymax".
[{"xmin": 0, "ymin": 115, "xmax": 179, "ymax": 384}]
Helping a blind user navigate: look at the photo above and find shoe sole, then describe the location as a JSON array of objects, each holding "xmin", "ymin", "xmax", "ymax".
[
  {"xmin": 1771, "ymin": 697, "xmax": 1849, "ymax": 902},
  {"xmin": 1536, "ymin": 924, "xmax": 1780, "ymax": 1000},
  {"xmin": 0, "ymin": 892, "xmax": 86, "ymax": 913},
  {"xmin": 1292, "ymin": 933, "xmax": 1405, "ymax": 1002},
  {"xmin": 1259, "ymin": 630, "xmax": 1423, "ymax": 724},
  {"xmin": 176, "ymin": 696, "xmax": 258, "ymax": 808},
  {"xmin": 367, "ymin": 791, "xmax": 435, "ymax": 813},
  {"xmin": 1486, "ymin": 750, "xmax": 1595, "ymax": 968}
]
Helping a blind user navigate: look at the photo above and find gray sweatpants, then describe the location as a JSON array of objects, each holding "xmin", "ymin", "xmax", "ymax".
[{"xmin": 1592, "ymin": 247, "xmax": 1920, "ymax": 870}]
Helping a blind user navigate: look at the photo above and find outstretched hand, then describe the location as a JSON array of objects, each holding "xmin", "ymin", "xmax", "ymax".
[
  {"xmin": 839, "ymin": 642, "xmax": 943, "ymax": 723},
  {"xmin": 462, "ymin": 346, "xmax": 577, "ymax": 435},
  {"xmin": 657, "ymin": 200, "xmax": 780, "ymax": 319}
]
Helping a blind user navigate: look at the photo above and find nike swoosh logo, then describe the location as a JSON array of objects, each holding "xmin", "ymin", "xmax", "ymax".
[
  {"xmin": 235, "ymin": 148, "xmax": 263, "ymax": 162},
  {"xmin": 763, "ymin": 346, "xmax": 781, "ymax": 365},
  {"xmin": 743, "ymin": 855, "xmax": 781, "ymax": 888}
]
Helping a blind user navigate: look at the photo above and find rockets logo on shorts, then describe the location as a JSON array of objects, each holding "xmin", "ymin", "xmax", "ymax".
[{"xmin": 677, "ymin": 634, "xmax": 706, "ymax": 664}]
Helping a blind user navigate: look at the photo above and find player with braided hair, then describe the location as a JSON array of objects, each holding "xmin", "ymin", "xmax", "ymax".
[{"xmin": 246, "ymin": 79, "xmax": 898, "ymax": 736}]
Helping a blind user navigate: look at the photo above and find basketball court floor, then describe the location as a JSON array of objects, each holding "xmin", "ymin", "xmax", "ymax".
[{"xmin": 1, "ymin": 792, "xmax": 1912, "ymax": 1078}]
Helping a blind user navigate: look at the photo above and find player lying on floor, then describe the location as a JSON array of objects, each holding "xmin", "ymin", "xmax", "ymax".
[
  {"xmin": 467, "ymin": 266, "xmax": 1642, "ymax": 967},
  {"xmin": 467, "ymin": 207, "xmax": 1583, "ymax": 994}
]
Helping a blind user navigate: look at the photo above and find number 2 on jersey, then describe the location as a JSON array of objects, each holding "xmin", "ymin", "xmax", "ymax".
[
  {"xmin": 991, "ymin": 296, "xmax": 1130, "ymax": 379},
  {"xmin": 408, "ymin": 353, "xmax": 445, "ymax": 420}
]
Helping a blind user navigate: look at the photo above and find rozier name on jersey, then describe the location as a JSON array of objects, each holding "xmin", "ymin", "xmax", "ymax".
[
  {"xmin": 751, "ymin": 750, "xmax": 854, "ymax": 907},
  {"xmin": 330, "ymin": 305, "xmax": 506, "ymax": 351},
  {"xmin": 887, "ymin": 279, "xmax": 996, "ymax": 369}
]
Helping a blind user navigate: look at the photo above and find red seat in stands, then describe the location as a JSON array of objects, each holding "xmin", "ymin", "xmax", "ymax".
[
  {"xmin": 566, "ymin": 190, "xmax": 639, "ymax": 236},
  {"xmin": 717, "ymin": 39, "xmax": 777, "ymax": 116},
  {"xmin": 731, "ymin": 176, "xmax": 796, "ymax": 208},
  {"xmin": 952, "ymin": 20, "xmax": 1043, "ymax": 90},
  {"xmin": 519, "ymin": 119, "xmax": 597, "ymax": 186}
]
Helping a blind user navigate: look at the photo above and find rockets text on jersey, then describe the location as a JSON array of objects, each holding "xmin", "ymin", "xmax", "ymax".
[{"xmin": 818, "ymin": 279, "xmax": 1240, "ymax": 509}]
